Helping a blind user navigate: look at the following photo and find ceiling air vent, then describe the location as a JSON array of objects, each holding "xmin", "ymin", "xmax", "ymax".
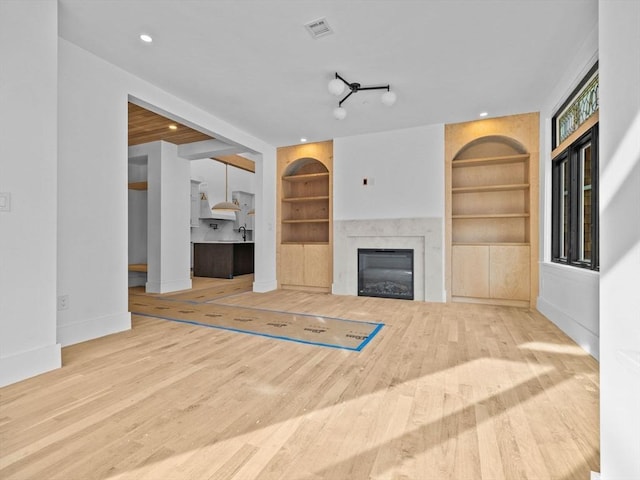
[{"xmin": 304, "ymin": 17, "xmax": 333, "ymax": 39}]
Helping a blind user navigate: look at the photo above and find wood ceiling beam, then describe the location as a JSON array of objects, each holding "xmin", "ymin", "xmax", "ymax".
[
  {"xmin": 177, "ymin": 139, "xmax": 246, "ymax": 160},
  {"xmin": 212, "ymin": 154, "xmax": 255, "ymax": 173}
]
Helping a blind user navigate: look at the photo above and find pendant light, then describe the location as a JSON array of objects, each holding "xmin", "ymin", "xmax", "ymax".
[{"xmin": 212, "ymin": 163, "xmax": 240, "ymax": 211}]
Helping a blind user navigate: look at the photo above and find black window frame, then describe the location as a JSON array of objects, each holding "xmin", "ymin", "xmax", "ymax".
[{"xmin": 551, "ymin": 124, "xmax": 599, "ymax": 270}]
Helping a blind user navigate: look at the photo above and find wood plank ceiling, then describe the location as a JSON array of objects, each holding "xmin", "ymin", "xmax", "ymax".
[
  {"xmin": 128, "ymin": 103, "xmax": 212, "ymax": 146},
  {"xmin": 128, "ymin": 103, "xmax": 254, "ymax": 172}
]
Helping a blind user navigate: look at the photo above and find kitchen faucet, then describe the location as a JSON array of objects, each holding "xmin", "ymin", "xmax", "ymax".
[{"xmin": 238, "ymin": 226, "xmax": 247, "ymax": 242}]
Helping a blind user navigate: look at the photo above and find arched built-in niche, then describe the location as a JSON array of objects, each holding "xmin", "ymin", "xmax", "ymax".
[
  {"xmin": 277, "ymin": 141, "xmax": 333, "ymax": 292},
  {"xmin": 451, "ymin": 135, "xmax": 530, "ymax": 244},
  {"xmin": 281, "ymin": 157, "xmax": 330, "ymax": 244},
  {"xmin": 445, "ymin": 113, "xmax": 539, "ymax": 307}
]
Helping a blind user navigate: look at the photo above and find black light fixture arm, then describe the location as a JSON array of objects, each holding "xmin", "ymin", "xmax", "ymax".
[{"xmin": 334, "ymin": 72, "xmax": 390, "ymax": 107}]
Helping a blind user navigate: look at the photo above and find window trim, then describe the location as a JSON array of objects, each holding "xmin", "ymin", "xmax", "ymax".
[
  {"xmin": 552, "ymin": 62, "xmax": 599, "ymax": 149},
  {"xmin": 551, "ymin": 124, "xmax": 599, "ymax": 270}
]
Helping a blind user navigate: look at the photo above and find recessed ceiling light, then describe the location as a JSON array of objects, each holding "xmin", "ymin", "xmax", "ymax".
[
  {"xmin": 479, "ymin": 112, "xmax": 488, "ymax": 117},
  {"xmin": 169, "ymin": 125, "xmax": 178, "ymax": 130},
  {"xmin": 300, "ymin": 138, "xmax": 307, "ymax": 143},
  {"xmin": 140, "ymin": 34, "xmax": 153, "ymax": 43}
]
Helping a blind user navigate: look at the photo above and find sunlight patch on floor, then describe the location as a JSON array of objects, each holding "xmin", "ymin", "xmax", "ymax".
[
  {"xmin": 519, "ymin": 341, "xmax": 591, "ymax": 356},
  {"xmin": 105, "ymin": 357, "xmax": 556, "ymax": 480}
]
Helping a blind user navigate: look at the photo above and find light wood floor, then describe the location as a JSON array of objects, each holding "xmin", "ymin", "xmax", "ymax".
[{"xmin": 0, "ymin": 279, "xmax": 599, "ymax": 479}]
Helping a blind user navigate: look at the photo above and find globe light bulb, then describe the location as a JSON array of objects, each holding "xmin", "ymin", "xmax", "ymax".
[
  {"xmin": 381, "ymin": 90, "xmax": 397, "ymax": 106},
  {"xmin": 328, "ymin": 78, "xmax": 345, "ymax": 96},
  {"xmin": 333, "ymin": 107, "xmax": 347, "ymax": 120}
]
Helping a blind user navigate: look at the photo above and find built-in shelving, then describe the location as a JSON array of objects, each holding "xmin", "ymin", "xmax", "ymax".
[
  {"xmin": 451, "ymin": 153, "xmax": 529, "ymax": 168},
  {"xmin": 281, "ymin": 172, "xmax": 329, "ymax": 182},
  {"xmin": 453, "ymin": 242, "xmax": 529, "ymax": 246},
  {"xmin": 452, "ymin": 213, "xmax": 530, "ymax": 219},
  {"xmin": 277, "ymin": 141, "xmax": 333, "ymax": 292},
  {"xmin": 446, "ymin": 113, "xmax": 539, "ymax": 307},
  {"xmin": 128, "ymin": 263, "xmax": 148, "ymax": 272},
  {"xmin": 281, "ymin": 195, "xmax": 330, "ymax": 202},
  {"xmin": 280, "ymin": 162, "xmax": 330, "ymax": 243},
  {"xmin": 452, "ymin": 183, "xmax": 529, "ymax": 193},
  {"xmin": 282, "ymin": 218, "xmax": 330, "ymax": 224},
  {"xmin": 128, "ymin": 181, "xmax": 148, "ymax": 190}
]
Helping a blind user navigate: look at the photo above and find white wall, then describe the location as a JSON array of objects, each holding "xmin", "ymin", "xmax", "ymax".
[
  {"xmin": 537, "ymin": 21, "xmax": 600, "ymax": 358},
  {"xmin": 0, "ymin": 0, "xmax": 61, "ymax": 386},
  {"xmin": 57, "ymin": 39, "xmax": 133, "ymax": 346},
  {"xmin": 56, "ymin": 38, "xmax": 277, "ymax": 350},
  {"xmin": 599, "ymin": 1, "xmax": 640, "ymax": 478},
  {"xmin": 334, "ymin": 124, "xmax": 445, "ymax": 220},
  {"xmin": 0, "ymin": 18, "xmax": 277, "ymax": 384},
  {"xmin": 333, "ymin": 125, "xmax": 445, "ymax": 301},
  {"xmin": 190, "ymin": 159, "xmax": 256, "ymax": 241},
  {"xmin": 190, "ymin": 158, "xmax": 255, "ymax": 206}
]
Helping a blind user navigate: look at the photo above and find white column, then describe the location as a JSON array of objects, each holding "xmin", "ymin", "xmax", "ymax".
[
  {"xmin": 249, "ymin": 149, "xmax": 278, "ymax": 292},
  {"xmin": 599, "ymin": 0, "xmax": 640, "ymax": 478},
  {"xmin": 140, "ymin": 141, "xmax": 192, "ymax": 293},
  {"xmin": 0, "ymin": 0, "xmax": 61, "ymax": 386}
]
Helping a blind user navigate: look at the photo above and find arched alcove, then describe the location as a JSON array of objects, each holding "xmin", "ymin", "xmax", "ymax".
[
  {"xmin": 445, "ymin": 113, "xmax": 539, "ymax": 307},
  {"xmin": 454, "ymin": 135, "xmax": 528, "ymax": 160},
  {"xmin": 280, "ymin": 157, "xmax": 330, "ymax": 244},
  {"xmin": 277, "ymin": 141, "xmax": 333, "ymax": 292},
  {"xmin": 283, "ymin": 157, "xmax": 329, "ymax": 177}
]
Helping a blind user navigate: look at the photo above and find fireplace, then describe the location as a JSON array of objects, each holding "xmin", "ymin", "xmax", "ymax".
[{"xmin": 358, "ymin": 249, "xmax": 414, "ymax": 300}]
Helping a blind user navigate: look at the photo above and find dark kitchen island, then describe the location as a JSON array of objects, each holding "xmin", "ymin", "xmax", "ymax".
[{"xmin": 193, "ymin": 242, "xmax": 254, "ymax": 279}]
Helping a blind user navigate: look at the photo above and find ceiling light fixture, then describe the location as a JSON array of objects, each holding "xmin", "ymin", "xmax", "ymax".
[
  {"xmin": 479, "ymin": 112, "xmax": 488, "ymax": 117},
  {"xmin": 212, "ymin": 163, "xmax": 240, "ymax": 212},
  {"xmin": 168, "ymin": 124, "xmax": 178, "ymax": 130},
  {"xmin": 328, "ymin": 72, "xmax": 397, "ymax": 120},
  {"xmin": 139, "ymin": 34, "xmax": 153, "ymax": 43}
]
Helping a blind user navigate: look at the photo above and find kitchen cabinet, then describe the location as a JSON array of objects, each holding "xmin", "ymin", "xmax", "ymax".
[{"xmin": 193, "ymin": 242, "xmax": 254, "ymax": 278}]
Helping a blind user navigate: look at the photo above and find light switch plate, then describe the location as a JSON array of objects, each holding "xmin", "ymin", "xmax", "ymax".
[{"xmin": 0, "ymin": 192, "xmax": 11, "ymax": 212}]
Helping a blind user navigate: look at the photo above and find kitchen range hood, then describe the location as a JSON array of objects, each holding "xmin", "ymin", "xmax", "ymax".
[{"xmin": 202, "ymin": 208, "xmax": 237, "ymax": 221}]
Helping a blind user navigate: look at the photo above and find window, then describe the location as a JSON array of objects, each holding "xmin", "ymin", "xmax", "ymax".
[{"xmin": 551, "ymin": 65, "xmax": 599, "ymax": 270}]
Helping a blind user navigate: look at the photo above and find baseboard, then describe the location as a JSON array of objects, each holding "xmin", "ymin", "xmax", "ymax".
[
  {"xmin": 452, "ymin": 296, "xmax": 530, "ymax": 308},
  {"xmin": 145, "ymin": 278, "xmax": 192, "ymax": 294},
  {"xmin": 252, "ymin": 278, "xmax": 277, "ymax": 293},
  {"xmin": 0, "ymin": 343, "xmax": 61, "ymax": 387},
  {"xmin": 57, "ymin": 311, "xmax": 131, "ymax": 347},
  {"xmin": 537, "ymin": 296, "xmax": 600, "ymax": 359},
  {"xmin": 281, "ymin": 284, "xmax": 330, "ymax": 293}
]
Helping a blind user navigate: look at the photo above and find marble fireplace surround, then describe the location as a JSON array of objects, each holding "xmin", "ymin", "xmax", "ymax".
[{"xmin": 332, "ymin": 218, "xmax": 444, "ymax": 302}]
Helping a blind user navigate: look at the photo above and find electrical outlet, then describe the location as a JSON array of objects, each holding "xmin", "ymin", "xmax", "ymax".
[{"xmin": 57, "ymin": 295, "xmax": 69, "ymax": 311}]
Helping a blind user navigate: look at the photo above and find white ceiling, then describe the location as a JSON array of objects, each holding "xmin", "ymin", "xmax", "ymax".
[{"xmin": 58, "ymin": 0, "xmax": 598, "ymax": 147}]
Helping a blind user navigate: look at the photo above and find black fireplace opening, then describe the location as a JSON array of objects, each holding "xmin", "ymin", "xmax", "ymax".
[{"xmin": 358, "ymin": 249, "xmax": 414, "ymax": 300}]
